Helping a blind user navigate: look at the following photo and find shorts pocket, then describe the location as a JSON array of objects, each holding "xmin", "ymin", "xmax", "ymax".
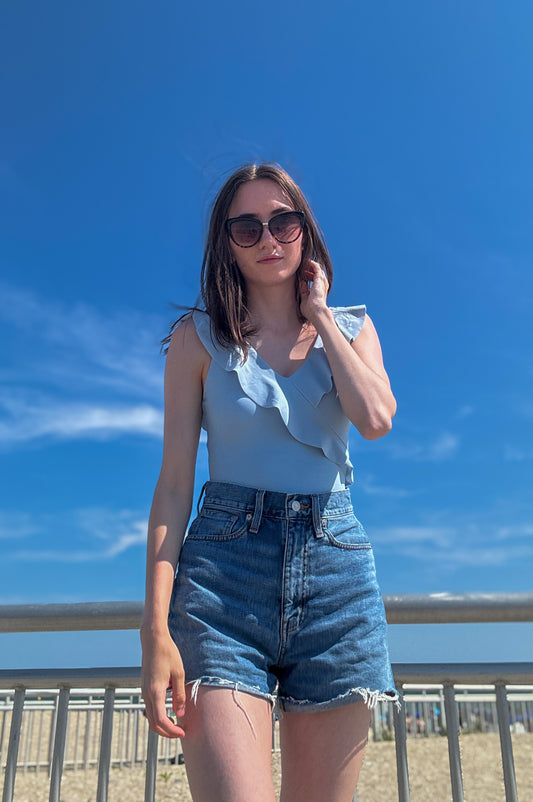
[
  {"xmin": 323, "ymin": 511, "xmax": 372, "ymax": 550},
  {"xmin": 186, "ymin": 505, "xmax": 250, "ymax": 542}
]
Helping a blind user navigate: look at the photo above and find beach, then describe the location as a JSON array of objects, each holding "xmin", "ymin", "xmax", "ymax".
[{"xmin": 8, "ymin": 733, "xmax": 532, "ymax": 801}]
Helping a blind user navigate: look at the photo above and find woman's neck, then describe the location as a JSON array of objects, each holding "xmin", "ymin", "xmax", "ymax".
[{"xmin": 246, "ymin": 282, "xmax": 302, "ymax": 336}]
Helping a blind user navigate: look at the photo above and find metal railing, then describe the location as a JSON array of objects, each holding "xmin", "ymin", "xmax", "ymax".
[{"xmin": 1, "ymin": 592, "xmax": 532, "ymax": 802}]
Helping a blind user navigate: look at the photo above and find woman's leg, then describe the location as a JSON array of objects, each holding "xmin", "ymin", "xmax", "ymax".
[
  {"xmin": 279, "ymin": 701, "xmax": 372, "ymax": 802},
  {"xmin": 180, "ymin": 685, "xmax": 276, "ymax": 802}
]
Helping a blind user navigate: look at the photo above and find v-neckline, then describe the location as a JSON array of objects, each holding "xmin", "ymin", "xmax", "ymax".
[{"xmin": 251, "ymin": 334, "xmax": 320, "ymax": 380}]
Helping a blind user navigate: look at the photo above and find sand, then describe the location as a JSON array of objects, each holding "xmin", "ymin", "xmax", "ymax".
[{"xmin": 7, "ymin": 733, "xmax": 532, "ymax": 802}]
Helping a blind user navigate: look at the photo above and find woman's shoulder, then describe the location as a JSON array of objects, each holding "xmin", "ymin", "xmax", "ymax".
[{"xmin": 166, "ymin": 312, "xmax": 211, "ymax": 371}]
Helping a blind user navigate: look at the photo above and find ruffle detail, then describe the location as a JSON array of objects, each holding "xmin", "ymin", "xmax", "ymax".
[
  {"xmin": 193, "ymin": 306, "xmax": 366, "ymax": 485},
  {"xmin": 325, "ymin": 304, "xmax": 366, "ymax": 344}
]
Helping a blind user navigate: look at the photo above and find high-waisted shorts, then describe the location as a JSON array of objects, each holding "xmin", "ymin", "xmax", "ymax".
[{"xmin": 168, "ymin": 481, "xmax": 398, "ymax": 712}]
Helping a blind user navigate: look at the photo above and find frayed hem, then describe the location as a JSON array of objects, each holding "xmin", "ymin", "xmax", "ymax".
[
  {"xmin": 186, "ymin": 676, "xmax": 275, "ymax": 707},
  {"xmin": 186, "ymin": 676, "xmax": 276, "ymax": 738},
  {"xmin": 277, "ymin": 686, "xmax": 401, "ymax": 713}
]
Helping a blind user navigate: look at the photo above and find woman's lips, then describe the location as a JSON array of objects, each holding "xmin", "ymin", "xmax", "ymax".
[{"xmin": 257, "ymin": 256, "xmax": 282, "ymax": 263}]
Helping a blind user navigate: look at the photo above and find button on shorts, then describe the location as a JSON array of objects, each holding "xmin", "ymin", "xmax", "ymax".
[{"xmin": 168, "ymin": 481, "xmax": 398, "ymax": 712}]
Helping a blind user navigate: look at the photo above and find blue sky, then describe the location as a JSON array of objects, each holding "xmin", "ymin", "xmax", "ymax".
[{"xmin": 1, "ymin": 1, "xmax": 532, "ymax": 669}]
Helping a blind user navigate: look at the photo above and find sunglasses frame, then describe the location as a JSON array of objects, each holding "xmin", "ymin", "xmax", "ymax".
[{"xmin": 226, "ymin": 210, "xmax": 305, "ymax": 248}]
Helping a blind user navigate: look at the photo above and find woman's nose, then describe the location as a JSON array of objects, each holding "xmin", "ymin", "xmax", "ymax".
[{"xmin": 258, "ymin": 224, "xmax": 277, "ymax": 246}]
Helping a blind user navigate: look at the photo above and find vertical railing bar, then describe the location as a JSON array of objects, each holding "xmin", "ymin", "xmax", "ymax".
[
  {"xmin": 130, "ymin": 709, "xmax": 136, "ymax": 766},
  {"xmin": 370, "ymin": 705, "xmax": 377, "ymax": 742},
  {"xmin": 64, "ymin": 705, "xmax": 71, "ymax": 768},
  {"xmin": 36, "ymin": 708, "xmax": 44, "ymax": 771},
  {"xmin": 47, "ymin": 693, "xmax": 58, "ymax": 777},
  {"xmin": 94, "ymin": 707, "xmax": 101, "ymax": 766},
  {"xmin": 0, "ymin": 706, "xmax": 7, "ymax": 770},
  {"xmin": 96, "ymin": 686, "xmax": 115, "ymax": 802},
  {"xmin": 48, "ymin": 687, "xmax": 70, "ymax": 802},
  {"xmin": 125, "ymin": 708, "xmax": 131, "ymax": 766},
  {"xmin": 0, "ymin": 710, "xmax": 7, "ymax": 771},
  {"xmin": 490, "ymin": 700, "xmax": 497, "ymax": 733},
  {"xmin": 118, "ymin": 703, "xmax": 124, "ymax": 768},
  {"xmin": 83, "ymin": 709, "xmax": 91, "ymax": 771},
  {"xmin": 133, "ymin": 707, "xmax": 140, "ymax": 765},
  {"xmin": 166, "ymin": 730, "xmax": 170, "ymax": 765},
  {"xmin": 495, "ymin": 684, "xmax": 518, "ymax": 802},
  {"xmin": 393, "ymin": 687, "xmax": 410, "ymax": 802},
  {"xmin": 73, "ymin": 709, "xmax": 81, "ymax": 769},
  {"xmin": 465, "ymin": 700, "xmax": 472, "ymax": 732},
  {"xmin": 144, "ymin": 729, "xmax": 158, "ymax": 802},
  {"xmin": 443, "ymin": 683, "xmax": 464, "ymax": 802},
  {"xmin": 520, "ymin": 700, "xmax": 527, "ymax": 733},
  {"xmin": 23, "ymin": 706, "xmax": 33, "ymax": 774},
  {"xmin": 422, "ymin": 700, "xmax": 430, "ymax": 736},
  {"xmin": 2, "ymin": 687, "xmax": 25, "ymax": 802},
  {"xmin": 439, "ymin": 688, "xmax": 446, "ymax": 734},
  {"xmin": 510, "ymin": 699, "xmax": 516, "ymax": 730}
]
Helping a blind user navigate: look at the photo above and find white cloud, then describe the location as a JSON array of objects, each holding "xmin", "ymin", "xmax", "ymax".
[
  {"xmin": 494, "ymin": 524, "xmax": 533, "ymax": 540},
  {"xmin": 426, "ymin": 432, "xmax": 460, "ymax": 460},
  {"xmin": 0, "ymin": 396, "xmax": 163, "ymax": 443},
  {"xmin": 398, "ymin": 543, "xmax": 533, "ymax": 568},
  {"xmin": 106, "ymin": 524, "xmax": 148, "ymax": 557},
  {"xmin": 0, "ymin": 281, "xmax": 168, "ymax": 446},
  {"xmin": 371, "ymin": 516, "xmax": 533, "ymax": 569},
  {"xmin": 7, "ymin": 510, "xmax": 148, "ymax": 563},
  {"xmin": 383, "ymin": 431, "xmax": 460, "ymax": 462},
  {"xmin": 372, "ymin": 525, "xmax": 454, "ymax": 549},
  {"xmin": 357, "ymin": 473, "xmax": 412, "ymax": 498}
]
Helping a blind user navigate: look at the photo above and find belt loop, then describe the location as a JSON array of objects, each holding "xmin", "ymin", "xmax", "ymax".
[
  {"xmin": 249, "ymin": 489, "xmax": 265, "ymax": 534},
  {"xmin": 196, "ymin": 481, "xmax": 208, "ymax": 515},
  {"xmin": 311, "ymin": 494, "xmax": 323, "ymax": 537}
]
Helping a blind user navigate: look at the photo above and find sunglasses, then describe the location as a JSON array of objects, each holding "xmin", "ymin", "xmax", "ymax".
[{"xmin": 226, "ymin": 210, "xmax": 305, "ymax": 248}]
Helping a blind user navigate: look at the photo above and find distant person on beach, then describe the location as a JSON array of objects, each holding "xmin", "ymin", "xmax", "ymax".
[{"xmin": 141, "ymin": 162, "xmax": 398, "ymax": 801}]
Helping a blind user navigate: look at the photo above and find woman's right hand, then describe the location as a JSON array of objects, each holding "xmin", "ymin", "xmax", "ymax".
[{"xmin": 141, "ymin": 629, "xmax": 187, "ymax": 738}]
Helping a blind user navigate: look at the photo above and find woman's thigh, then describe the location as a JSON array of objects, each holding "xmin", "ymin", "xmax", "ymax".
[
  {"xmin": 279, "ymin": 701, "xmax": 371, "ymax": 802},
  {"xmin": 180, "ymin": 685, "xmax": 276, "ymax": 802}
]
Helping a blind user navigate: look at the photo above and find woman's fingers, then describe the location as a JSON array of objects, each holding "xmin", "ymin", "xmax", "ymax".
[
  {"xmin": 140, "ymin": 632, "xmax": 187, "ymax": 738},
  {"xmin": 300, "ymin": 260, "xmax": 329, "ymax": 320},
  {"xmin": 144, "ymin": 684, "xmax": 185, "ymax": 738},
  {"xmin": 172, "ymin": 673, "xmax": 186, "ymax": 718}
]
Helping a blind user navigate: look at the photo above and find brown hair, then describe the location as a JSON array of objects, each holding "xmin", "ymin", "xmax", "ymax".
[{"xmin": 165, "ymin": 162, "xmax": 333, "ymax": 355}]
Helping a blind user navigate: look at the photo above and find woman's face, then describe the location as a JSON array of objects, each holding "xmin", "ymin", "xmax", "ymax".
[{"xmin": 226, "ymin": 179, "xmax": 303, "ymax": 290}]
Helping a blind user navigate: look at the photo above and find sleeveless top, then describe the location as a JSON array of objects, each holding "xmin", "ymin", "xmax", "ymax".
[{"xmin": 193, "ymin": 305, "xmax": 366, "ymax": 494}]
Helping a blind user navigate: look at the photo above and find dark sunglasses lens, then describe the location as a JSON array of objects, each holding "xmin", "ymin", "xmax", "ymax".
[
  {"xmin": 270, "ymin": 212, "xmax": 303, "ymax": 243},
  {"xmin": 229, "ymin": 219, "xmax": 262, "ymax": 246}
]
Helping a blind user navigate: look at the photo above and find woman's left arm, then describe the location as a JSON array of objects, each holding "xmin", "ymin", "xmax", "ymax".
[{"xmin": 300, "ymin": 262, "xmax": 397, "ymax": 440}]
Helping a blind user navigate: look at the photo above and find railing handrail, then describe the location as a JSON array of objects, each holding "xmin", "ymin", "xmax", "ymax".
[
  {"xmin": 384, "ymin": 592, "xmax": 533, "ymax": 623},
  {"xmin": 1, "ymin": 592, "xmax": 533, "ymax": 633},
  {"xmin": 1, "ymin": 663, "xmax": 533, "ymax": 692}
]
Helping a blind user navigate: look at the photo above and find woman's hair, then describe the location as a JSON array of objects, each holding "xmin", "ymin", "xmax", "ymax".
[{"xmin": 164, "ymin": 162, "xmax": 333, "ymax": 355}]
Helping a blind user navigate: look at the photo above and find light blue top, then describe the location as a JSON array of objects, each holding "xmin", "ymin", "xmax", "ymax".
[{"xmin": 193, "ymin": 305, "xmax": 366, "ymax": 494}]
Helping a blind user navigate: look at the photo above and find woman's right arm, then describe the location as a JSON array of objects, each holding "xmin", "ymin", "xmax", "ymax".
[{"xmin": 140, "ymin": 316, "xmax": 208, "ymax": 738}]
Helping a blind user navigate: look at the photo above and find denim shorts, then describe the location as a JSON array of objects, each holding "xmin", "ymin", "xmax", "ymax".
[{"xmin": 168, "ymin": 481, "xmax": 398, "ymax": 712}]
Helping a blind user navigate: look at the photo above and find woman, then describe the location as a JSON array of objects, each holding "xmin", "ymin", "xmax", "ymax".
[{"xmin": 141, "ymin": 163, "xmax": 398, "ymax": 802}]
